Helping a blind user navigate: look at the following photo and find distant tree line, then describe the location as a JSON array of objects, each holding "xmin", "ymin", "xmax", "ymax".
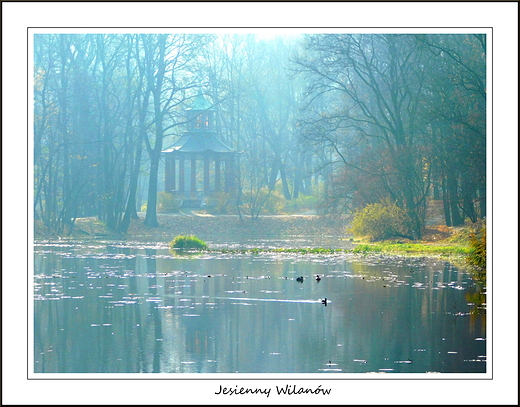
[
  {"xmin": 34, "ymin": 33, "xmax": 486, "ymax": 238},
  {"xmin": 295, "ymin": 34, "xmax": 486, "ymax": 239}
]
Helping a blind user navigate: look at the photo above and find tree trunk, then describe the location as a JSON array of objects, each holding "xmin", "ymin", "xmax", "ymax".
[
  {"xmin": 446, "ymin": 172, "xmax": 464, "ymax": 226},
  {"xmin": 279, "ymin": 162, "xmax": 292, "ymax": 200},
  {"xmin": 120, "ymin": 132, "xmax": 144, "ymax": 232},
  {"xmin": 478, "ymin": 185, "xmax": 486, "ymax": 219},
  {"xmin": 144, "ymin": 152, "xmax": 160, "ymax": 227},
  {"xmin": 441, "ymin": 177, "xmax": 452, "ymax": 226}
]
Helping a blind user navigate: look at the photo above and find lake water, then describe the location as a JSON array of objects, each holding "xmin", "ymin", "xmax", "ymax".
[{"xmin": 33, "ymin": 238, "xmax": 486, "ymax": 374}]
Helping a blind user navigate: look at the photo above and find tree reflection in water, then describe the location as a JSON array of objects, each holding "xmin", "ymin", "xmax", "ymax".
[{"xmin": 33, "ymin": 240, "xmax": 487, "ymax": 374}]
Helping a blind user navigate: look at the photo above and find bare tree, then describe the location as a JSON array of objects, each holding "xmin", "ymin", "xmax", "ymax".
[
  {"xmin": 140, "ymin": 34, "xmax": 215, "ymax": 227},
  {"xmin": 296, "ymin": 34, "xmax": 430, "ymax": 238}
]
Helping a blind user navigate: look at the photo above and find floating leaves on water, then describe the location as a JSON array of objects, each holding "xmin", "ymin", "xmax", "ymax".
[
  {"xmin": 34, "ymin": 238, "xmax": 484, "ymax": 373},
  {"xmin": 108, "ymin": 300, "xmax": 137, "ymax": 305},
  {"xmin": 452, "ymin": 312, "xmax": 470, "ymax": 317}
]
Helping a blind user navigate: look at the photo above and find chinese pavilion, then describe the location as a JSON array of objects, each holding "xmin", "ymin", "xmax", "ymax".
[{"xmin": 162, "ymin": 90, "xmax": 237, "ymax": 207}]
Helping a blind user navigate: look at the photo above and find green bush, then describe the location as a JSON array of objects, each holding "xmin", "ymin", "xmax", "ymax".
[
  {"xmin": 348, "ymin": 199, "xmax": 413, "ymax": 241},
  {"xmin": 169, "ymin": 235, "xmax": 208, "ymax": 251},
  {"xmin": 467, "ymin": 226, "xmax": 486, "ymax": 272},
  {"xmin": 157, "ymin": 191, "xmax": 180, "ymax": 213},
  {"xmin": 447, "ymin": 218, "xmax": 486, "ymax": 245}
]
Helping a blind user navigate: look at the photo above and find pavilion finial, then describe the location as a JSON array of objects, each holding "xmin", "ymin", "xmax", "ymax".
[{"xmin": 190, "ymin": 88, "xmax": 213, "ymax": 111}]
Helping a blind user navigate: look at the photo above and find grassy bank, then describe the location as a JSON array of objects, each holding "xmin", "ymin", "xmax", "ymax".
[
  {"xmin": 175, "ymin": 244, "xmax": 469, "ymax": 258},
  {"xmin": 35, "ymin": 213, "xmax": 477, "ymax": 260},
  {"xmin": 170, "ymin": 243, "xmax": 470, "ymax": 256},
  {"xmin": 351, "ymin": 242, "xmax": 470, "ymax": 256},
  {"xmin": 345, "ymin": 222, "xmax": 483, "ymax": 257}
]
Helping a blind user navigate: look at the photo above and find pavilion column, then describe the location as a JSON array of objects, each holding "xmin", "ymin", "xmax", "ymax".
[
  {"xmin": 164, "ymin": 154, "xmax": 173, "ymax": 193},
  {"xmin": 225, "ymin": 156, "xmax": 235, "ymax": 192},
  {"xmin": 204, "ymin": 156, "xmax": 210, "ymax": 194},
  {"xmin": 171, "ymin": 156, "xmax": 176, "ymax": 192},
  {"xmin": 215, "ymin": 157, "xmax": 221, "ymax": 192},
  {"xmin": 191, "ymin": 156, "xmax": 197, "ymax": 198},
  {"xmin": 179, "ymin": 157, "xmax": 185, "ymax": 195}
]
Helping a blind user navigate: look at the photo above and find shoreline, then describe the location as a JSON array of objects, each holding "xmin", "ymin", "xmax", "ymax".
[{"xmin": 33, "ymin": 212, "xmax": 473, "ymax": 260}]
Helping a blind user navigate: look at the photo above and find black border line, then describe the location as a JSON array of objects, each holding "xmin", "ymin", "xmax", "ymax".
[{"xmin": 27, "ymin": 26, "xmax": 492, "ymax": 381}]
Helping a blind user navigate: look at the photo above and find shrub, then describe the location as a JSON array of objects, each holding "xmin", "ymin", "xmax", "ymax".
[
  {"xmin": 467, "ymin": 226, "xmax": 486, "ymax": 272},
  {"xmin": 348, "ymin": 199, "xmax": 413, "ymax": 241},
  {"xmin": 210, "ymin": 192, "xmax": 234, "ymax": 214},
  {"xmin": 157, "ymin": 191, "xmax": 180, "ymax": 213},
  {"xmin": 240, "ymin": 187, "xmax": 284, "ymax": 217},
  {"xmin": 169, "ymin": 235, "xmax": 208, "ymax": 251},
  {"xmin": 263, "ymin": 189, "xmax": 285, "ymax": 214}
]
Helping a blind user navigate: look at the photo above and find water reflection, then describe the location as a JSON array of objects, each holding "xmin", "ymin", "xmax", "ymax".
[{"xmin": 33, "ymin": 239, "xmax": 486, "ymax": 373}]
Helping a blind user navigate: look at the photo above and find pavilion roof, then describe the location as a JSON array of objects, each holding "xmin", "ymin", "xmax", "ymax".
[{"xmin": 163, "ymin": 133, "xmax": 234, "ymax": 154}]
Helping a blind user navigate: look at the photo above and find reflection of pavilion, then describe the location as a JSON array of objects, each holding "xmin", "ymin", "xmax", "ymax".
[{"xmin": 162, "ymin": 90, "xmax": 237, "ymax": 208}]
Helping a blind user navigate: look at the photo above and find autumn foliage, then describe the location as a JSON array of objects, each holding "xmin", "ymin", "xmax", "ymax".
[{"xmin": 348, "ymin": 199, "xmax": 414, "ymax": 241}]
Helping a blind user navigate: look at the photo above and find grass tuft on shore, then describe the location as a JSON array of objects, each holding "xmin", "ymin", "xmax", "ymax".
[{"xmin": 169, "ymin": 235, "xmax": 208, "ymax": 251}]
